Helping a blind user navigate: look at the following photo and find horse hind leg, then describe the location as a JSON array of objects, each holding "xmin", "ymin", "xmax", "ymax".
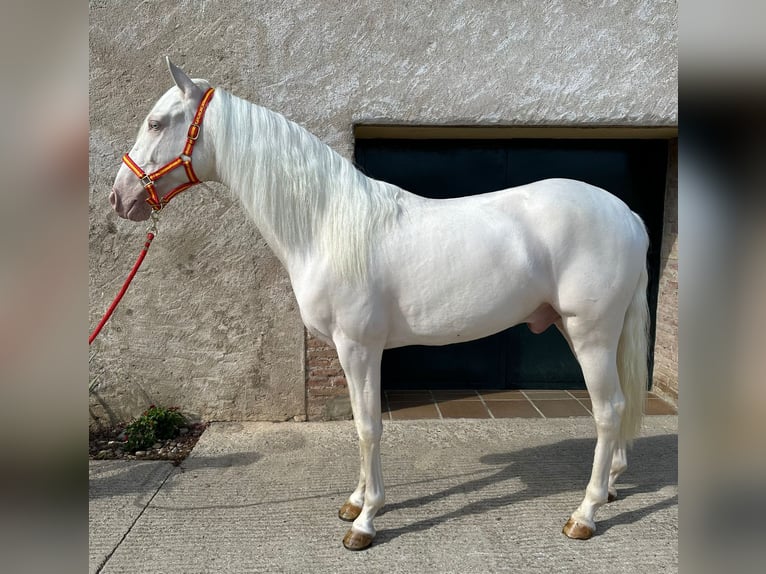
[
  {"xmin": 561, "ymin": 318, "xmax": 625, "ymax": 540},
  {"xmin": 608, "ymin": 444, "xmax": 627, "ymax": 502},
  {"xmin": 557, "ymin": 317, "xmax": 627, "ymax": 504}
]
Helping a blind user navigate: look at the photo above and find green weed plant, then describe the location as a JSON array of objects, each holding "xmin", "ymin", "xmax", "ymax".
[{"xmin": 124, "ymin": 405, "xmax": 186, "ymax": 452}]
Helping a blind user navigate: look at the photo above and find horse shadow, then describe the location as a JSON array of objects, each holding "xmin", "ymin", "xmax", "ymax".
[
  {"xmin": 374, "ymin": 433, "xmax": 677, "ymax": 545},
  {"xmin": 88, "ymin": 451, "xmax": 262, "ymax": 501}
]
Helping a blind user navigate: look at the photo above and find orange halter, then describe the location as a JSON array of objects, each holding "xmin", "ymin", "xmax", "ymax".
[{"xmin": 122, "ymin": 87, "xmax": 215, "ymax": 210}]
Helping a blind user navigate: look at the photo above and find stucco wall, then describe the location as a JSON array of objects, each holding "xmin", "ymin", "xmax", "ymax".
[{"xmin": 89, "ymin": 0, "xmax": 677, "ymax": 424}]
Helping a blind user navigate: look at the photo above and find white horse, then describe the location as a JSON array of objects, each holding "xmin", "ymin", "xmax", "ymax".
[{"xmin": 110, "ymin": 59, "xmax": 650, "ymax": 550}]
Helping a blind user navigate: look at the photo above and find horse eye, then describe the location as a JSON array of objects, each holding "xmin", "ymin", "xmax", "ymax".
[{"xmin": 148, "ymin": 120, "xmax": 162, "ymax": 131}]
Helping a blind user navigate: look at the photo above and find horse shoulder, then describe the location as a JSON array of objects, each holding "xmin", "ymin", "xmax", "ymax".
[{"xmin": 289, "ymin": 259, "xmax": 391, "ymax": 345}]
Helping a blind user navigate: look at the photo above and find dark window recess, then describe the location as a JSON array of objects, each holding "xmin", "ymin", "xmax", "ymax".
[{"xmin": 355, "ymin": 138, "xmax": 667, "ymax": 391}]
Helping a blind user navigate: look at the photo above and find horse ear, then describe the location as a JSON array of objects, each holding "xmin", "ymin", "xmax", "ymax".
[{"xmin": 166, "ymin": 57, "xmax": 202, "ymax": 101}]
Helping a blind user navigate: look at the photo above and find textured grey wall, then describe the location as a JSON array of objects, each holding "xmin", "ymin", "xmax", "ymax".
[{"xmin": 88, "ymin": 0, "xmax": 677, "ymax": 424}]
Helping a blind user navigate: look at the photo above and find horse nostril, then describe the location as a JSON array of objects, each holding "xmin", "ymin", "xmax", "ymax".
[{"xmin": 109, "ymin": 189, "xmax": 119, "ymax": 209}]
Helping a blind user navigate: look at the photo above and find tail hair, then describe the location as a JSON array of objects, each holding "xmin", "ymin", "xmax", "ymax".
[{"xmin": 617, "ymin": 261, "xmax": 650, "ymax": 445}]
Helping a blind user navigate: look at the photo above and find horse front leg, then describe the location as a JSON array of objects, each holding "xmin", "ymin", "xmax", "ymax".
[
  {"xmin": 338, "ymin": 443, "xmax": 365, "ymax": 521},
  {"xmin": 334, "ymin": 337, "xmax": 385, "ymax": 551}
]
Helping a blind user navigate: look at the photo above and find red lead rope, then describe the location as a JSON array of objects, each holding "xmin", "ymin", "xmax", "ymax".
[
  {"xmin": 89, "ymin": 230, "xmax": 156, "ymax": 344},
  {"xmin": 92, "ymin": 91, "xmax": 215, "ymax": 344}
]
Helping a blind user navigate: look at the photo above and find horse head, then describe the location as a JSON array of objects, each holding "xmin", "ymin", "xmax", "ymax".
[{"xmin": 110, "ymin": 58, "xmax": 215, "ymax": 221}]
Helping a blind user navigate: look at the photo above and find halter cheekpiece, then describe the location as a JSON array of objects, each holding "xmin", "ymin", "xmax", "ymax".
[{"xmin": 122, "ymin": 87, "xmax": 215, "ymax": 210}]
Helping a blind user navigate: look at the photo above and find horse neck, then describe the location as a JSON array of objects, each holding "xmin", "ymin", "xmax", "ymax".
[{"xmin": 207, "ymin": 89, "xmax": 401, "ymax": 281}]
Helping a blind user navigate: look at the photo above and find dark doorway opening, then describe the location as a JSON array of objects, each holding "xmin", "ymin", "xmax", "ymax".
[{"xmin": 354, "ymin": 137, "xmax": 668, "ymax": 391}]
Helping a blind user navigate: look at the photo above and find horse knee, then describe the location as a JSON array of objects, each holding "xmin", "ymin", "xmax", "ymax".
[{"xmin": 356, "ymin": 420, "xmax": 382, "ymax": 446}]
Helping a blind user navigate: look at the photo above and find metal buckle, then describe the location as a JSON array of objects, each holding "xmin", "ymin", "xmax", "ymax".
[
  {"xmin": 188, "ymin": 123, "xmax": 201, "ymax": 141},
  {"xmin": 140, "ymin": 174, "xmax": 153, "ymax": 188}
]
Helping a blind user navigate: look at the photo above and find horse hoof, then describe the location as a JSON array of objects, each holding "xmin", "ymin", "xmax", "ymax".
[
  {"xmin": 607, "ymin": 491, "xmax": 618, "ymax": 503},
  {"xmin": 562, "ymin": 517, "xmax": 595, "ymax": 540},
  {"xmin": 343, "ymin": 529, "xmax": 374, "ymax": 551},
  {"xmin": 338, "ymin": 502, "xmax": 363, "ymax": 522}
]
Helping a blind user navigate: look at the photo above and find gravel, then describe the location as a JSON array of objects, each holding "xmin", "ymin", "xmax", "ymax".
[{"xmin": 88, "ymin": 422, "xmax": 208, "ymax": 465}]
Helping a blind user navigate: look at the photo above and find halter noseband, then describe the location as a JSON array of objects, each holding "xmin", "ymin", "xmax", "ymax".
[{"xmin": 122, "ymin": 87, "xmax": 215, "ymax": 211}]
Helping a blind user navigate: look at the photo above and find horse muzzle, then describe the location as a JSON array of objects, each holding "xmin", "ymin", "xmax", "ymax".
[{"xmin": 110, "ymin": 187, "xmax": 152, "ymax": 221}]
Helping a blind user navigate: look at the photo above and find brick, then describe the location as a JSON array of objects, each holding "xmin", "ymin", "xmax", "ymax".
[{"xmin": 650, "ymin": 139, "xmax": 678, "ymax": 406}]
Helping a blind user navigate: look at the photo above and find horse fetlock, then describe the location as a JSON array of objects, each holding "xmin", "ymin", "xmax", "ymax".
[
  {"xmin": 585, "ymin": 484, "xmax": 609, "ymax": 506},
  {"xmin": 365, "ymin": 490, "xmax": 385, "ymax": 510}
]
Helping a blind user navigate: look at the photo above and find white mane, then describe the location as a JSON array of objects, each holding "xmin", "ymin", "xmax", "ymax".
[{"xmin": 208, "ymin": 88, "xmax": 401, "ymax": 282}]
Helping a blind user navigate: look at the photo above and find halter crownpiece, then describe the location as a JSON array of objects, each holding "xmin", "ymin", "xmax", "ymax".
[{"xmin": 122, "ymin": 87, "xmax": 215, "ymax": 211}]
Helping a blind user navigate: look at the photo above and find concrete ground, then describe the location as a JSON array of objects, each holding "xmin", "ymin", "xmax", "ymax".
[{"xmin": 89, "ymin": 417, "xmax": 677, "ymax": 573}]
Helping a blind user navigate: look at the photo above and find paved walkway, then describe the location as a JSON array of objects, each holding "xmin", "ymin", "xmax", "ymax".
[{"xmin": 89, "ymin": 417, "xmax": 677, "ymax": 573}]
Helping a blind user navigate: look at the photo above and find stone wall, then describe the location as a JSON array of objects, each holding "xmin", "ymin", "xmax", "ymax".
[{"xmin": 89, "ymin": 1, "xmax": 677, "ymax": 424}]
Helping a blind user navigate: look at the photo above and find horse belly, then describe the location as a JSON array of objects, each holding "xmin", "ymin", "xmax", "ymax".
[
  {"xmin": 386, "ymin": 305, "xmax": 535, "ymax": 348},
  {"xmin": 381, "ymin": 217, "xmax": 548, "ymax": 348}
]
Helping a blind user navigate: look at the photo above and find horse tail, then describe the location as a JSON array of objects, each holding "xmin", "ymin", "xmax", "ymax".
[{"xmin": 617, "ymin": 241, "xmax": 650, "ymax": 445}]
